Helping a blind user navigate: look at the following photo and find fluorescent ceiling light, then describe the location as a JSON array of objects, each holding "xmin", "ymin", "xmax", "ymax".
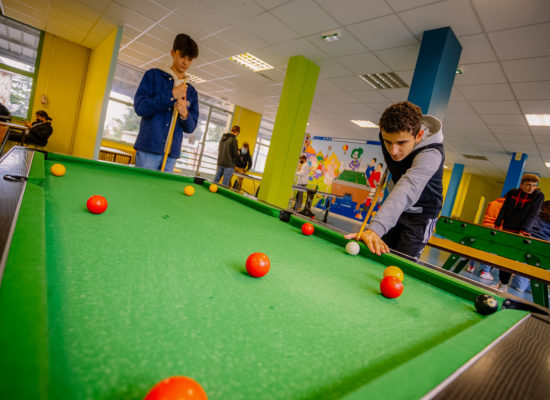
[
  {"xmin": 186, "ymin": 73, "xmax": 206, "ymax": 84},
  {"xmin": 351, "ymin": 120, "xmax": 378, "ymax": 128},
  {"xmin": 359, "ymin": 72, "xmax": 408, "ymax": 90},
  {"xmin": 525, "ymin": 114, "xmax": 550, "ymax": 126},
  {"xmin": 229, "ymin": 53, "xmax": 274, "ymax": 72},
  {"xmin": 546, "ymin": 162, "xmax": 550, "ymax": 168}
]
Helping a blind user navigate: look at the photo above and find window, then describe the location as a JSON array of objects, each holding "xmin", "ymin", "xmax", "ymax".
[
  {"xmin": 251, "ymin": 118, "xmax": 273, "ymax": 173},
  {"xmin": 0, "ymin": 15, "xmax": 42, "ymax": 120},
  {"xmin": 102, "ymin": 62, "xmax": 143, "ymax": 143}
]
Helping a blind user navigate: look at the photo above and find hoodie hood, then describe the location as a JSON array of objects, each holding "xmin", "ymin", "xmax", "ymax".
[
  {"xmin": 221, "ymin": 133, "xmax": 234, "ymax": 142},
  {"xmin": 414, "ymin": 115, "xmax": 444, "ymax": 151}
]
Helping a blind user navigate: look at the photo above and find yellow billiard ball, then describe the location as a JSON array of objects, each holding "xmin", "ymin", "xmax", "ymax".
[
  {"xmin": 184, "ymin": 185, "xmax": 195, "ymax": 196},
  {"xmin": 50, "ymin": 163, "xmax": 66, "ymax": 177},
  {"xmin": 209, "ymin": 184, "xmax": 218, "ymax": 193},
  {"xmin": 383, "ymin": 266, "xmax": 404, "ymax": 282}
]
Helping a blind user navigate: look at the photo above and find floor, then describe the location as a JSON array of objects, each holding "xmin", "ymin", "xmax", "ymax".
[{"xmin": 312, "ymin": 207, "xmax": 535, "ymax": 303}]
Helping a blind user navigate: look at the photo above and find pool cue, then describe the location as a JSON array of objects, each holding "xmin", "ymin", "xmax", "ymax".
[
  {"xmin": 161, "ymin": 76, "xmax": 187, "ymax": 171},
  {"xmin": 355, "ymin": 169, "xmax": 389, "ymax": 240}
]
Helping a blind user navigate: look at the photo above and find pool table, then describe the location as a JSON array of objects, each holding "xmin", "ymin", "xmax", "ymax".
[{"xmin": 0, "ymin": 147, "xmax": 548, "ymax": 400}]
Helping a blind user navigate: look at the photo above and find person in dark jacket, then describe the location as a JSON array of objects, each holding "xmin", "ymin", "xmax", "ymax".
[
  {"xmin": 0, "ymin": 102, "xmax": 11, "ymax": 122},
  {"xmin": 214, "ymin": 125, "xmax": 240, "ymax": 186},
  {"xmin": 511, "ymin": 200, "xmax": 550, "ymax": 292},
  {"xmin": 133, "ymin": 33, "xmax": 199, "ymax": 172},
  {"xmin": 8, "ymin": 110, "xmax": 53, "ymax": 147},
  {"xmin": 495, "ymin": 173, "xmax": 544, "ymax": 291},
  {"xmin": 233, "ymin": 142, "xmax": 252, "ymax": 190}
]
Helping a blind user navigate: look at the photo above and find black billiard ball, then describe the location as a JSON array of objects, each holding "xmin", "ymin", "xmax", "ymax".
[
  {"xmin": 279, "ymin": 210, "xmax": 291, "ymax": 222},
  {"xmin": 474, "ymin": 294, "xmax": 498, "ymax": 315}
]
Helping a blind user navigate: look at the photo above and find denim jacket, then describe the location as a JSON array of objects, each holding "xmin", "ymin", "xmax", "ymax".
[{"xmin": 134, "ymin": 68, "xmax": 199, "ymax": 158}]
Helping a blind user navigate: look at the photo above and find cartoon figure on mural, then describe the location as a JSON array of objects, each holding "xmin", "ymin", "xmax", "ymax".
[
  {"xmin": 365, "ymin": 158, "xmax": 376, "ymax": 181},
  {"xmin": 368, "ymin": 163, "xmax": 384, "ymax": 188},
  {"xmin": 348, "ymin": 148, "xmax": 363, "ymax": 171},
  {"xmin": 323, "ymin": 152, "xmax": 341, "ymax": 186}
]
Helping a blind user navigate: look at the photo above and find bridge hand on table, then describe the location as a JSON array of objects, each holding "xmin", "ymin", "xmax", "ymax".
[{"xmin": 344, "ymin": 229, "xmax": 389, "ymax": 256}]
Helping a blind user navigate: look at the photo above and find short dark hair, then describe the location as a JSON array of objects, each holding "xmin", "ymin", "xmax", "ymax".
[
  {"xmin": 379, "ymin": 101, "xmax": 422, "ymax": 136},
  {"xmin": 36, "ymin": 110, "xmax": 52, "ymax": 121},
  {"xmin": 173, "ymin": 34, "xmax": 199, "ymax": 59},
  {"xmin": 540, "ymin": 201, "xmax": 550, "ymax": 222},
  {"xmin": 232, "ymin": 125, "xmax": 240, "ymax": 133},
  {"xmin": 521, "ymin": 173, "xmax": 539, "ymax": 184}
]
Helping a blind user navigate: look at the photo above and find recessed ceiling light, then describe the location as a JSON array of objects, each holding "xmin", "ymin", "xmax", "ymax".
[
  {"xmin": 186, "ymin": 73, "xmax": 206, "ymax": 83},
  {"xmin": 545, "ymin": 162, "xmax": 550, "ymax": 168},
  {"xmin": 358, "ymin": 72, "xmax": 408, "ymax": 90},
  {"xmin": 229, "ymin": 53, "xmax": 274, "ymax": 72},
  {"xmin": 321, "ymin": 29, "xmax": 341, "ymax": 42},
  {"xmin": 526, "ymin": 114, "xmax": 550, "ymax": 126},
  {"xmin": 444, "ymin": 164, "xmax": 449, "ymax": 169},
  {"xmin": 351, "ymin": 120, "xmax": 378, "ymax": 128}
]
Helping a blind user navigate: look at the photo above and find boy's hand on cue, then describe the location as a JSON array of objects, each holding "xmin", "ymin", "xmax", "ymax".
[
  {"xmin": 175, "ymin": 98, "xmax": 188, "ymax": 118},
  {"xmin": 172, "ymin": 82, "xmax": 188, "ymax": 99}
]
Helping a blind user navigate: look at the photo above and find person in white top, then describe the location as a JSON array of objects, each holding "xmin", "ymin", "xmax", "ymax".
[{"xmin": 294, "ymin": 154, "xmax": 310, "ymax": 211}]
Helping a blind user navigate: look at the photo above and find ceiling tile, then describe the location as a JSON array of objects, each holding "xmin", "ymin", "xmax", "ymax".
[
  {"xmin": 502, "ymin": 57, "xmax": 550, "ymax": 82},
  {"xmin": 374, "ymin": 45, "xmax": 419, "ymax": 71},
  {"xmin": 172, "ymin": 0, "xmax": 230, "ymax": 34},
  {"xmin": 160, "ymin": 12, "xmax": 211, "ymax": 40},
  {"xmin": 459, "ymin": 84, "xmax": 514, "ymax": 101},
  {"xmin": 479, "ymin": 114, "xmax": 527, "ymax": 126},
  {"xmin": 519, "ymin": 100, "xmax": 550, "ymax": 114},
  {"xmin": 456, "ymin": 34, "xmax": 497, "ymax": 64},
  {"xmin": 220, "ymin": 26, "xmax": 268, "ymax": 53},
  {"xmin": 489, "ymin": 22, "xmax": 550, "ymax": 60},
  {"xmin": 512, "ymin": 82, "xmax": 550, "ymax": 101},
  {"xmin": 472, "ymin": 0, "xmax": 550, "ymax": 32},
  {"xmin": 470, "ymin": 101, "xmax": 521, "ymax": 114},
  {"xmin": 274, "ymin": 38, "xmax": 328, "ymax": 61},
  {"xmin": 104, "ymin": 2, "xmax": 154, "ymax": 30},
  {"xmin": 348, "ymin": 15, "xmax": 418, "ymax": 51},
  {"xmin": 201, "ymin": 0, "xmax": 264, "ymax": 22},
  {"xmin": 315, "ymin": 0, "xmax": 392, "ymax": 26},
  {"xmin": 454, "ymin": 62, "xmax": 506, "ymax": 85},
  {"xmin": 337, "ymin": 52, "xmax": 389, "ymax": 74},
  {"xmin": 271, "ymin": 0, "xmax": 339, "ymax": 36},
  {"xmin": 489, "ymin": 125, "xmax": 530, "ymax": 135},
  {"xmin": 112, "ymin": 0, "xmax": 170, "ymax": 22},
  {"xmin": 315, "ymin": 58, "xmax": 352, "ymax": 78},
  {"xmin": 399, "ymin": 0, "xmax": 482, "ymax": 37},
  {"xmin": 242, "ymin": 12, "xmax": 299, "ymax": 45},
  {"xmin": 386, "ymin": 0, "xmax": 441, "ymax": 11}
]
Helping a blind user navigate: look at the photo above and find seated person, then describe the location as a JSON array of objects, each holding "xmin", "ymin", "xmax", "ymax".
[{"xmin": 9, "ymin": 110, "xmax": 53, "ymax": 147}]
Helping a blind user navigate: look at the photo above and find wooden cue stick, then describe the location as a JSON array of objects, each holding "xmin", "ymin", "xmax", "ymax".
[
  {"xmin": 161, "ymin": 76, "xmax": 187, "ymax": 172},
  {"xmin": 355, "ymin": 169, "xmax": 389, "ymax": 240}
]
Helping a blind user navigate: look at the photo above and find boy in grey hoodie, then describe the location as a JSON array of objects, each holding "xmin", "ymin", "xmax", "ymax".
[
  {"xmin": 346, "ymin": 101, "xmax": 444, "ymax": 258},
  {"xmin": 214, "ymin": 125, "xmax": 240, "ymax": 186}
]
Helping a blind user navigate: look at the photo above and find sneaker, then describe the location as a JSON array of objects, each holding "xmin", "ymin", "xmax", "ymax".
[
  {"xmin": 479, "ymin": 271, "xmax": 494, "ymax": 281},
  {"xmin": 466, "ymin": 264, "xmax": 475, "ymax": 273}
]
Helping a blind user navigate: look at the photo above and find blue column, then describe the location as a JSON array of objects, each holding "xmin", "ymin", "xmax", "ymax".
[
  {"xmin": 501, "ymin": 152, "xmax": 527, "ymax": 196},
  {"xmin": 407, "ymin": 27, "xmax": 462, "ymax": 118},
  {"xmin": 441, "ymin": 163, "xmax": 464, "ymax": 217}
]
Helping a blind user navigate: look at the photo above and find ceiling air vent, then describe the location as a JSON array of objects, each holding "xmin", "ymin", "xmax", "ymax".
[
  {"xmin": 359, "ymin": 72, "xmax": 408, "ymax": 90},
  {"xmin": 462, "ymin": 154, "xmax": 489, "ymax": 161}
]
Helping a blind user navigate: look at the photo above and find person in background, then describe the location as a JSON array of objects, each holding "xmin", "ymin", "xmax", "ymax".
[
  {"xmin": 466, "ymin": 196, "xmax": 505, "ymax": 281},
  {"xmin": 494, "ymin": 173, "xmax": 544, "ymax": 291},
  {"xmin": 0, "ymin": 102, "xmax": 11, "ymax": 122},
  {"xmin": 233, "ymin": 142, "xmax": 252, "ymax": 190},
  {"xmin": 294, "ymin": 154, "xmax": 309, "ymax": 211},
  {"xmin": 133, "ymin": 33, "xmax": 199, "ymax": 172},
  {"xmin": 8, "ymin": 110, "xmax": 53, "ymax": 147},
  {"xmin": 510, "ymin": 200, "xmax": 550, "ymax": 292},
  {"xmin": 214, "ymin": 125, "xmax": 240, "ymax": 186}
]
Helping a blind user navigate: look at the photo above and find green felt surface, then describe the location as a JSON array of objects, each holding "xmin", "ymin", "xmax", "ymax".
[
  {"xmin": 336, "ymin": 170, "xmax": 367, "ymax": 185},
  {"xmin": 0, "ymin": 153, "xmax": 528, "ymax": 400}
]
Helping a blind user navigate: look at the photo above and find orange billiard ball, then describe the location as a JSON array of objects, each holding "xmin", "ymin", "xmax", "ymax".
[
  {"xmin": 145, "ymin": 376, "xmax": 207, "ymax": 400},
  {"xmin": 51, "ymin": 163, "xmax": 66, "ymax": 176},
  {"xmin": 246, "ymin": 252, "xmax": 271, "ymax": 278},
  {"xmin": 209, "ymin": 184, "xmax": 218, "ymax": 193},
  {"xmin": 184, "ymin": 185, "xmax": 195, "ymax": 196}
]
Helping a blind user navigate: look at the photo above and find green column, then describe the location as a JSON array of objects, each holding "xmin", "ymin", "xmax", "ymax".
[{"xmin": 258, "ymin": 55, "xmax": 319, "ymax": 208}]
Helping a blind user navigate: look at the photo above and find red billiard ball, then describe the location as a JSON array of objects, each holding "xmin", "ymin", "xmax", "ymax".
[
  {"xmin": 301, "ymin": 222, "xmax": 314, "ymax": 236},
  {"xmin": 86, "ymin": 195, "xmax": 108, "ymax": 214},
  {"xmin": 145, "ymin": 376, "xmax": 207, "ymax": 400},
  {"xmin": 246, "ymin": 252, "xmax": 270, "ymax": 278},
  {"xmin": 380, "ymin": 276, "xmax": 404, "ymax": 299}
]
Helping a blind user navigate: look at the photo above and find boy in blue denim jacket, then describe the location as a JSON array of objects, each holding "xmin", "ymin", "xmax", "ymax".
[{"xmin": 134, "ymin": 33, "xmax": 199, "ymax": 172}]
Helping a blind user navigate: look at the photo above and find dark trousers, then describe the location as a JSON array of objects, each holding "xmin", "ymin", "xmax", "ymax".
[
  {"xmin": 499, "ymin": 271, "xmax": 512, "ymax": 285},
  {"xmin": 294, "ymin": 184, "xmax": 306, "ymax": 211},
  {"xmin": 382, "ymin": 213, "xmax": 438, "ymax": 259},
  {"xmin": 8, "ymin": 131, "xmax": 41, "ymax": 146}
]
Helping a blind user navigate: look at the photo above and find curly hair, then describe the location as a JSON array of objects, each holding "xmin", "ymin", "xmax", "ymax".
[{"xmin": 379, "ymin": 101, "xmax": 422, "ymax": 136}]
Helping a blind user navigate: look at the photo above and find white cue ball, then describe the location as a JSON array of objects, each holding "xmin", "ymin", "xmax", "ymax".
[{"xmin": 345, "ymin": 241, "xmax": 360, "ymax": 256}]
